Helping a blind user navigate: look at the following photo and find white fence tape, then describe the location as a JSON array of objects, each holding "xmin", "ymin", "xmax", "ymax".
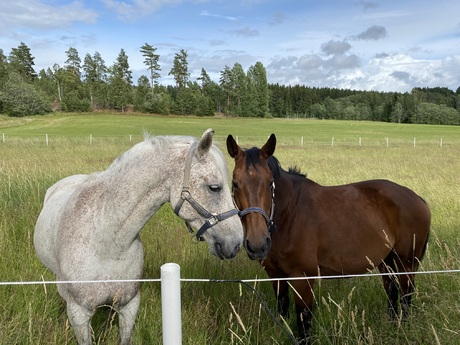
[
  {"xmin": 1, "ymin": 265, "xmax": 460, "ymax": 345},
  {"xmin": 1, "ymin": 268, "xmax": 460, "ymax": 286}
]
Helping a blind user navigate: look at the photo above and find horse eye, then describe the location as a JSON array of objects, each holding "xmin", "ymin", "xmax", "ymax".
[
  {"xmin": 209, "ymin": 185, "xmax": 222, "ymax": 193},
  {"xmin": 232, "ymin": 181, "xmax": 239, "ymax": 191}
]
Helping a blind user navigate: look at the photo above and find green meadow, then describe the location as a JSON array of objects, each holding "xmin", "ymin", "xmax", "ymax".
[{"xmin": 1, "ymin": 113, "xmax": 459, "ymax": 344}]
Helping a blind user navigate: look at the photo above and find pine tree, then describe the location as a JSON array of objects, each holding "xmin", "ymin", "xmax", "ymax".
[
  {"xmin": 134, "ymin": 75, "xmax": 150, "ymax": 111},
  {"xmin": 219, "ymin": 65, "xmax": 234, "ymax": 115},
  {"xmin": 62, "ymin": 47, "xmax": 82, "ymax": 98},
  {"xmin": 109, "ymin": 49, "xmax": 133, "ymax": 112},
  {"xmin": 83, "ymin": 52, "xmax": 108, "ymax": 109},
  {"xmin": 113, "ymin": 49, "xmax": 132, "ymax": 85},
  {"xmin": 52, "ymin": 64, "xmax": 64, "ymax": 102},
  {"xmin": 140, "ymin": 43, "xmax": 161, "ymax": 94},
  {"xmin": 247, "ymin": 62, "xmax": 269, "ymax": 117},
  {"xmin": 169, "ymin": 49, "xmax": 189, "ymax": 88},
  {"xmin": 197, "ymin": 68, "xmax": 211, "ymax": 94},
  {"xmin": 231, "ymin": 63, "xmax": 247, "ymax": 116},
  {"xmin": 8, "ymin": 42, "xmax": 36, "ymax": 81},
  {"xmin": 64, "ymin": 47, "xmax": 81, "ymax": 79}
]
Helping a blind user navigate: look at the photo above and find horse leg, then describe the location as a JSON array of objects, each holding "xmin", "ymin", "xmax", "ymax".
[
  {"xmin": 272, "ymin": 279, "xmax": 290, "ymax": 317},
  {"xmin": 396, "ymin": 261, "xmax": 417, "ymax": 318},
  {"xmin": 118, "ymin": 291, "xmax": 141, "ymax": 345},
  {"xmin": 290, "ymin": 278, "xmax": 314, "ymax": 345},
  {"xmin": 264, "ymin": 262, "xmax": 290, "ymax": 317},
  {"xmin": 399, "ymin": 273, "xmax": 415, "ymax": 318},
  {"xmin": 378, "ymin": 259, "xmax": 399, "ymax": 319},
  {"xmin": 66, "ymin": 301, "xmax": 94, "ymax": 345}
]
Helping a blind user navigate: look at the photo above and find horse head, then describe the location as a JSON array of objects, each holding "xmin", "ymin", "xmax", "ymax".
[
  {"xmin": 174, "ymin": 129, "xmax": 244, "ymax": 259},
  {"xmin": 227, "ymin": 134, "xmax": 276, "ymax": 260}
]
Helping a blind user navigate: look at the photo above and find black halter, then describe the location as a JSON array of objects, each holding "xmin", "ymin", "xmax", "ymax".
[
  {"xmin": 174, "ymin": 142, "xmax": 239, "ymax": 241},
  {"xmin": 233, "ymin": 181, "xmax": 276, "ymax": 233}
]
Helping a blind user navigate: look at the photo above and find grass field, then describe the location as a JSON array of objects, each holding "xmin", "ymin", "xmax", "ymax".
[{"xmin": 1, "ymin": 113, "xmax": 459, "ymax": 344}]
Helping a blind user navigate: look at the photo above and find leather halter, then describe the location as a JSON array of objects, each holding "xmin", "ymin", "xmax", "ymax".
[
  {"xmin": 174, "ymin": 142, "xmax": 239, "ymax": 241},
  {"xmin": 233, "ymin": 181, "xmax": 276, "ymax": 233}
]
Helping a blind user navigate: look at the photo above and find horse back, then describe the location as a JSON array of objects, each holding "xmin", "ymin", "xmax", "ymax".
[
  {"xmin": 268, "ymin": 178, "xmax": 430, "ymax": 276},
  {"xmin": 316, "ymin": 179, "xmax": 431, "ymax": 267}
]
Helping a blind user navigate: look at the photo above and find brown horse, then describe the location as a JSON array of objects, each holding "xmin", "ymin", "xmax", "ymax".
[{"xmin": 227, "ymin": 134, "xmax": 431, "ymax": 344}]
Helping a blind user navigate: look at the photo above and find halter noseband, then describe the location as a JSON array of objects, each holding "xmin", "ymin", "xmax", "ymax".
[
  {"xmin": 174, "ymin": 142, "xmax": 239, "ymax": 241},
  {"xmin": 233, "ymin": 181, "xmax": 276, "ymax": 234}
]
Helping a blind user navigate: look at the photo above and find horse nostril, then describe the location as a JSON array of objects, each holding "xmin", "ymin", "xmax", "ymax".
[
  {"xmin": 244, "ymin": 239, "xmax": 253, "ymax": 253},
  {"xmin": 214, "ymin": 242, "xmax": 225, "ymax": 259},
  {"xmin": 265, "ymin": 236, "xmax": 272, "ymax": 250}
]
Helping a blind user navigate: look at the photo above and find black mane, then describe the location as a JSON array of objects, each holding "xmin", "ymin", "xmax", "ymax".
[
  {"xmin": 287, "ymin": 165, "xmax": 306, "ymax": 178},
  {"xmin": 244, "ymin": 147, "xmax": 306, "ymax": 179}
]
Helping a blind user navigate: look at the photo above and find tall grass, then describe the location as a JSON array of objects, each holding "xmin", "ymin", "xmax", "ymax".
[{"xmin": 0, "ymin": 115, "xmax": 459, "ymax": 344}]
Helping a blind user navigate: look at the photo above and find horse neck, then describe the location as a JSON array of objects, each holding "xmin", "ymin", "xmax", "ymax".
[
  {"xmin": 99, "ymin": 140, "xmax": 187, "ymax": 243},
  {"xmin": 273, "ymin": 169, "xmax": 310, "ymax": 214}
]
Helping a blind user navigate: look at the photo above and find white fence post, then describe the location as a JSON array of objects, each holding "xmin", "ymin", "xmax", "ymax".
[
  {"xmin": 161, "ymin": 263, "xmax": 182, "ymax": 345},
  {"xmin": 46, "ymin": 134, "xmax": 49, "ymax": 146},
  {"xmin": 2, "ymin": 133, "xmax": 4, "ymax": 143}
]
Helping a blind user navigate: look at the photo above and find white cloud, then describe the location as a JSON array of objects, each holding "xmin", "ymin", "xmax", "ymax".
[
  {"xmin": 200, "ymin": 10, "xmax": 239, "ymax": 21},
  {"xmin": 265, "ymin": 52, "xmax": 460, "ymax": 92},
  {"xmin": 101, "ymin": 0, "xmax": 183, "ymax": 21},
  {"xmin": 269, "ymin": 11, "xmax": 287, "ymax": 26},
  {"xmin": 350, "ymin": 54, "xmax": 460, "ymax": 92},
  {"xmin": 296, "ymin": 54, "xmax": 322, "ymax": 70},
  {"xmin": 0, "ymin": 0, "xmax": 97, "ymax": 31},
  {"xmin": 354, "ymin": 25, "xmax": 388, "ymax": 41},
  {"xmin": 356, "ymin": 0, "xmax": 379, "ymax": 11},
  {"xmin": 321, "ymin": 40, "xmax": 352, "ymax": 56},
  {"xmin": 1, "ymin": 0, "xmax": 459, "ymax": 93},
  {"xmin": 226, "ymin": 27, "xmax": 260, "ymax": 37}
]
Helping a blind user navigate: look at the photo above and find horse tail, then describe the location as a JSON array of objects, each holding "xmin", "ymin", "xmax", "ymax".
[
  {"xmin": 417, "ymin": 196, "xmax": 431, "ymax": 262},
  {"xmin": 419, "ymin": 231, "xmax": 430, "ymax": 261}
]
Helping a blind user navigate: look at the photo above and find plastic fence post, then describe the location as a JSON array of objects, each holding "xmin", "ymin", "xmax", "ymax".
[{"xmin": 161, "ymin": 263, "xmax": 182, "ymax": 345}]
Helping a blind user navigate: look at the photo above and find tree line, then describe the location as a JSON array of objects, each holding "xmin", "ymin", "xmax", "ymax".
[{"xmin": 0, "ymin": 42, "xmax": 459, "ymax": 125}]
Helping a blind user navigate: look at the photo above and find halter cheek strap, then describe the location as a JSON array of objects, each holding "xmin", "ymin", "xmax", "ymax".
[
  {"xmin": 234, "ymin": 181, "xmax": 276, "ymax": 233},
  {"xmin": 174, "ymin": 142, "xmax": 239, "ymax": 241}
]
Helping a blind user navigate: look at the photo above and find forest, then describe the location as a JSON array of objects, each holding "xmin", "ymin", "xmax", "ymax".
[{"xmin": 0, "ymin": 42, "xmax": 459, "ymax": 125}]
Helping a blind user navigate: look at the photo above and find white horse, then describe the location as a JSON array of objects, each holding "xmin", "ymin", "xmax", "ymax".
[{"xmin": 34, "ymin": 128, "xmax": 244, "ymax": 345}]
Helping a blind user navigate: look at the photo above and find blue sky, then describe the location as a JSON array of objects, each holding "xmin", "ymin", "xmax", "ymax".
[{"xmin": 1, "ymin": 0, "xmax": 459, "ymax": 92}]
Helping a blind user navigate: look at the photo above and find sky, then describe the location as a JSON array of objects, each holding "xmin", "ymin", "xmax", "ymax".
[{"xmin": 1, "ymin": 0, "xmax": 460, "ymax": 93}]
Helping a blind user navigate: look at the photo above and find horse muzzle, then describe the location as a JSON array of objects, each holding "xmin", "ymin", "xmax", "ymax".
[{"xmin": 244, "ymin": 235, "xmax": 272, "ymax": 260}]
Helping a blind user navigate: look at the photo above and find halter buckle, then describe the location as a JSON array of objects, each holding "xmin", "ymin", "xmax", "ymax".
[
  {"xmin": 207, "ymin": 214, "xmax": 219, "ymax": 227},
  {"xmin": 180, "ymin": 189, "xmax": 191, "ymax": 200}
]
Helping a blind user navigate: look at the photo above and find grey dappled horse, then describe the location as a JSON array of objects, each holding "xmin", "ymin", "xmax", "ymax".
[{"xmin": 34, "ymin": 129, "xmax": 243, "ymax": 344}]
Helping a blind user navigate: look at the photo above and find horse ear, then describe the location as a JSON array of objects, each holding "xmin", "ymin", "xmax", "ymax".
[
  {"xmin": 196, "ymin": 128, "xmax": 214, "ymax": 159},
  {"xmin": 260, "ymin": 134, "xmax": 276, "ymax": 159},
  {"xmin": 226, "ymin": 134, "xmax": 242, "ymax": 159}
]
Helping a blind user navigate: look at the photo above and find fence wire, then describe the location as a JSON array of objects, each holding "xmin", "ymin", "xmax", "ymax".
[{"xmin": 1, "ymin": 268, "xmax": 460, "ymax": 286}]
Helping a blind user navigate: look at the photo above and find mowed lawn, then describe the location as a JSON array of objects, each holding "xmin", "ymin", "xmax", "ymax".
[
  {"xmin": 1, "ymin": 112, "xmax": 459, "ymax": 344},
  {"xmin": 2, "ymin": 112, "xmax": 459, "ymax": 145}
]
